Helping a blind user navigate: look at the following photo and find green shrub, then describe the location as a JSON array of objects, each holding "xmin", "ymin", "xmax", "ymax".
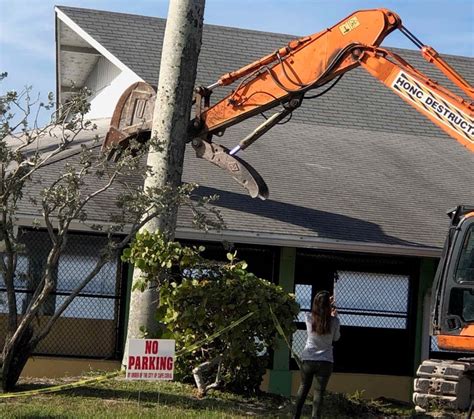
[
  {"xmin": 158, "ymin": 253, "xmax": 299, "ymax": 394},
  {"xmin": 123, "ymin": 232, "xmax": 299, "ymax": 394}
]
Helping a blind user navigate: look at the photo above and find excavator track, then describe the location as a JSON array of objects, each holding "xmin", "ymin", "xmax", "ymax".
[{"xmin": 413, "ymin": 358, "xmax": 474, "ymax": 410}]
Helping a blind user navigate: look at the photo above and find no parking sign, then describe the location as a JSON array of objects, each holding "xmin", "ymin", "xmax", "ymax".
[{"xmin": 126, "ymin": 339, "xmax": 175, "ymax": 380}]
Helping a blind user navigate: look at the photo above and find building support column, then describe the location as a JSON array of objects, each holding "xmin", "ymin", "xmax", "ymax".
[
  {"xmin": 413, "ymin": 258, "xmax": 437, "ymax": 373},
  {"xmin": 268, "ymin": 247, "xmax": 296, "ymax": 396},
  {"xmin": 121, "ymin": 263, "xmax": 134, "ymax": 354}
]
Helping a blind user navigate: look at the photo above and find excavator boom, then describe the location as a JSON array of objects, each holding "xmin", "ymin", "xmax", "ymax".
[
  {"xmin": 192, "ymin": 9, "xmax": 401, "ymax": 135},
  {"xmin": 356, "ymin": 48, "xmax": 474, "ymax": 150},
  {"xmin": 103, "ymin": 8, "xmax": 473, "ymax": 199}
]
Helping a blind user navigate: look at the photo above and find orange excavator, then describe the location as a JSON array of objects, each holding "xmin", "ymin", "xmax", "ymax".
[{"xmin": 102, "ymin": 9, "xmax": 474, "ymax": 409}]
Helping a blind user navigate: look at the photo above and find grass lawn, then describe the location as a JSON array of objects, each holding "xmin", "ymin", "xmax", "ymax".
[{"xmin": 0, "ymin": 375, "xmax": 464, "ymax": 418}]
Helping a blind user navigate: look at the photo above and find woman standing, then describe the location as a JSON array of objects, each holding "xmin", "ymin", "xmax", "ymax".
[{"xmin": 294, "ymin": 290, "xmax": 340, "ymax": 419}]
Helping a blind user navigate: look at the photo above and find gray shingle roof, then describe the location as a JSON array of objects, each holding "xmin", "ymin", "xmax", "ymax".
[
  {"xmin": 36, "ymin": 6, "xmax": 474, "ymax": 253},
  {"xmin": 57, "ymin": 6, "xmax": 474, "ymax": 139}
]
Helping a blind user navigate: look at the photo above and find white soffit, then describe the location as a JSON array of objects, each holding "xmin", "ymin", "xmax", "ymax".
[
  {"xmin": 55, "ymin": 7, "xmax": 135, "ymax": 75},
  {"xmin": 55, "ymin": 7, "xmax": 144, "ymax": 105},
  {"xmin": 59, "ymin": 22, "xmax": 100, "ymax": 89}
]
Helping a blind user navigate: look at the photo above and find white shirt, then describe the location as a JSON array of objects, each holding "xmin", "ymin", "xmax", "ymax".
[{"xmin": 301, "ymin": 313, "xmax": 340, "ymax": 363}]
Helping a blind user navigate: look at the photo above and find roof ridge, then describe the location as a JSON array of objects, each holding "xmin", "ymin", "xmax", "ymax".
[{"xmin": 56, "ymin": 5, "xmax": 165, "ymax": 21}]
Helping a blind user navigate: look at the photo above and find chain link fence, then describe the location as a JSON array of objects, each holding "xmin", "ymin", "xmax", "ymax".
[{"xmin": 0, "ymin": 229, "xmax": 124, "ymax": 359}]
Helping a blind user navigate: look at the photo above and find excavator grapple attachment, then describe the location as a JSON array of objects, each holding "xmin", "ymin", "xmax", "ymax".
[
  {"xmin": 192, "ymin": 139, "xmax": 269, "ymax": 199},
  {"xmin": 103, "ymin": 81, "xmax": 269, "ymax": 199},
  {"xmin": 102, "ymin": 82, "xmax": 155, "ymax": 161}
]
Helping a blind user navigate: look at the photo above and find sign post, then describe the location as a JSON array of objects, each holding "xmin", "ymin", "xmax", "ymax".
[{"xmin": 126, "ymin": 339, "xmax": 175, "ymax": 381}]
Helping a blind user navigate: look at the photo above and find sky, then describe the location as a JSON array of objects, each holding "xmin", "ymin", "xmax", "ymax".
[{"xmin": 0, "ymin": 0, "xmax": 473, "ymax": 103}]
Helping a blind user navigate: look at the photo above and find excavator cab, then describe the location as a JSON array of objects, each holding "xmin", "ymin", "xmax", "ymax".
[
  {"xmin": 413, "ymin": 206, "xmax": 474, "ymax": 410},
  {"xmin": 432, "ymin": 205, "xmax": 474, "ymax": 352}
]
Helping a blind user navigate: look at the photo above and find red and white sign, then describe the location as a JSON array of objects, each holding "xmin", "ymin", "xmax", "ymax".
[{"xmin": 126, "ymin": 339, "xmax": 175, "ymax": 380}]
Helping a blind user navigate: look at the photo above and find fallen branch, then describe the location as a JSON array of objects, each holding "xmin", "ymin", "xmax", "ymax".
[{"xmin": 192, "ymin": 355, "xmax": 223, "ymax": 397}]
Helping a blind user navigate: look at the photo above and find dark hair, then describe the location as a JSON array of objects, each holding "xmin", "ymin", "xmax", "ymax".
[{"xmin": 311, "ymin": 291, "xmax": 332, "ymax": 335}]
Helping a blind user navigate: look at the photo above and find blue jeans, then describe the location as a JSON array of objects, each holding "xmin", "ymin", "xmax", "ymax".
[{"xmin": 294, "ymin": 360, "xmax": 333, "ymax": 419}]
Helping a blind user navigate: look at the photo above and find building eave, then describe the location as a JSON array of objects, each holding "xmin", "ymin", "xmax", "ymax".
[
  {"xmin": 55, "ymin": 7, "xmax": 133, "ymax": 74},
  {"xmin": 54, "ymin": 6, "xmax": 143, "ymax": 107},
  {"xmin": 14, "ymin": 214, "xmax": 442, "ymax": 259},
  {"xmin": 176, "ymin": 227, "xmax": 442, "ymax": 258}
]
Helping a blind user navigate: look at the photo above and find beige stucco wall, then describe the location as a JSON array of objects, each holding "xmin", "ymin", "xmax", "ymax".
[
  {"xmin": 0, "ymin": 315, "xmax": 116, "ymax": 358},
  {"xmin": 314, "ymin": 372, "xmax": 411, "ymax": 402},
  {"xmin": 261, "ymin": 370, "xmax": 412, "ymax": 402},
  {"xmin": 21, "ymin": 356, "xmax": 121, "ymax": 378}
]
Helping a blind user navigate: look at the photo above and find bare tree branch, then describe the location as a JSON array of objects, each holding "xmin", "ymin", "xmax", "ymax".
[{"xmin": 0, "ymin": 77, "xmax": 224, "ymax": 390}]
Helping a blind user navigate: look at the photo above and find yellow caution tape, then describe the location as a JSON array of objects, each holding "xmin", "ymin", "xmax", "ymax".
[
  {"xmin": 1, "ymin": 307, "xmax": 298, "ymax": 399},
  {"xmin": 0, "ymin": 371, "xmax": 122, "ymax": 399},
  {"xmin": 269, "ymin": 305, "xmax": 302, "ymax": 369},
  {"xmin": 0, "ymin": 311, "xmax": 255, "ymax": 399},
  {"xmin": 176, "ymin": 311, "xmax": 254, "ymax": 356}
]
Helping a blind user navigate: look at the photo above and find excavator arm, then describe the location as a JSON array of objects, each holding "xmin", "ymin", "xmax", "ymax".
[
  {"xmin": 103, "ymin": 8, "xmax": 473, "ymax": 200},
  {"xmin": 193, "ymin": 43, "xmax": 473, "ymax": 159},
  {"xmin": 190, "ymin": 9, "xmax": 401, "ymax": 136},
  {"xmin": 355, "ymin": 47, "xmax": 473, "ymax": 149}
]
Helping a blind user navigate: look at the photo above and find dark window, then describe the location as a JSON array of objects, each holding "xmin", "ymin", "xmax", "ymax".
[
  {"xmin": 455, "ymin": 225, "xmax": 474, "ymax": 283},
  {"xmin": 291, "ymin": 250, "xmax": 418, "ymax": 376},
  {"xmin": 449, "ymin": 288, "xmax": 474, "ymax": 323},
  {"xmin": 180, "ymin": 240, "xmax": 278, "ymax": 283}
]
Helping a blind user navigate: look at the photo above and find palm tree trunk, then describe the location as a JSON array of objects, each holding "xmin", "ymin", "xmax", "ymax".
[{"xmin": 122, "ymin": 0, "xmax": 205, "ymax": 367}]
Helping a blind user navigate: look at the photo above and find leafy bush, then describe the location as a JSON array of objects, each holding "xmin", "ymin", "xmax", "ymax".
[
  {"xmin": 158, "ymin": 253, "xmax": 299, "ymax": 394},
  {"xmin": 121, "ymin": 230, "xmax": 204, "ymax": 291},
  {"xmin": 123, "ymin": 232, "xmax": 299, "ymax": 394}
]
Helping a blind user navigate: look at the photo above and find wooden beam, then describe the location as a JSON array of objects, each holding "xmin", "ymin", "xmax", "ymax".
[
  {"xmin": 60, "ymin": 44, "xmax": 100, "ymax": 55},
  {"xmin": 60, "ymin": 86, "xmax": 80, "ymax": 93}
]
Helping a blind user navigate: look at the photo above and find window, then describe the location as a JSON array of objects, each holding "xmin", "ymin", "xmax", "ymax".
[
  {"xmin": 449, "ymin": 288, "xmax": 474, "ymax": 323},
  {"xmin": 295, "ymin": 284, "xmax": 312, "ymax": 321},
  {"xmin": 292, "ymin": 284, "xmax": 313, "ymax": 356},
  {"xmin": 334, "ymin": 271, "xmax": 409, "ymax": 329},
  {"xmin": 455, "ymin": 224, "xmax": 474, "ymax": 283},
  {"xmin": 0, "ymin": 254, "xmax": 30, "ymax": 314},
  {"xmin": 291, "ymin": 271, "xmax": 410, "ymax": 358},
  {"xmin": 0, "ymin": 230, "xmax": 123, "ymax": 358},
  {"xmin": 291, "ymin": 250, "xmax": 417, "ymax": 375}
]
